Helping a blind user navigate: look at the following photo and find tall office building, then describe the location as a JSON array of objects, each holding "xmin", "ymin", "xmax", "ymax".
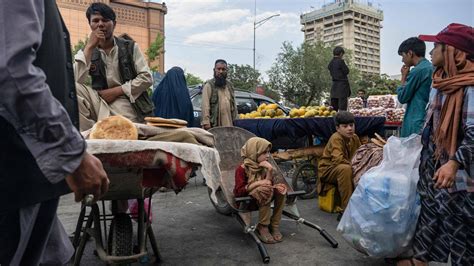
[
  {"xmin": 300, "ymin": 0, "xmax": 383, "ymax": 75},
  {"xmin": 57, "ymin": 0, "xmax": 167, "ymax": 73}
]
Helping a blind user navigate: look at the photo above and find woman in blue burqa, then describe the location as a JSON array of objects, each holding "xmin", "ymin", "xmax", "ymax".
[{"xmin": 152, "ymin": 66, "xmax": 194, "ymax": 126}]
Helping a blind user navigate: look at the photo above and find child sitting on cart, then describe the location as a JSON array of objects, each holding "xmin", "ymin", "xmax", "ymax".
[
  {"xmin": 317, "ymin": 111, "xmax": 361, "ymax": 219},
  {"xmin": 234, "ymin": 137, "xmax": 287, "ymax": 244}
]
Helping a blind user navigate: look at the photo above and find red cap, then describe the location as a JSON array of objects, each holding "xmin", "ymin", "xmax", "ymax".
[{"xmin": 419, "ymin": 23, "xmax": 474, "ymax": 55}]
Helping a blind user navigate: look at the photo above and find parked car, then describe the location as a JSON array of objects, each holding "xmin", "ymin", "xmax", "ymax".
[{"xmin": 189, "ymin": 85, "xmax": 287, "ymax": 127}]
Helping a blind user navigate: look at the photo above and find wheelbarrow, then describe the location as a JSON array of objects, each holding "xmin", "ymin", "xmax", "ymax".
[{"xmin": 207, "ymin": 127, "xmax": 338, "ymax": 264}]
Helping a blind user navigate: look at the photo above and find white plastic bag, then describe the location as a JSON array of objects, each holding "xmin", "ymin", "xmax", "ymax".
[{"xmin": 337, "ymin": 134, "xmax": 422, "ymax": 258}]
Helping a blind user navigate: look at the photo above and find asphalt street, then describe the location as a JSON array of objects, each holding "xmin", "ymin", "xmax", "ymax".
[{"xmin": 58, "ymin": 174, "xmax": 446, "ymax": 266}]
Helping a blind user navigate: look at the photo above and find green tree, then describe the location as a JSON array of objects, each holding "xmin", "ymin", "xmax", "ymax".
[
  {"xmin": 356, "ymin": 73, "xmax": 401, "ymax": 95},
  {"xmin": 185, "ymin": 72, "xmax": 203, "ymax": 86},
  {"xmin": 227, "ymin": 64, "xmax": 261, "ymax": 91},
  {"xmin": 71, "ymin": 37, "xmax": 91, "ymax": 86},
  {"xmin": 72, "ymin": 37, "xmax": 88, "ymax": 57},
  {"xmin": 261, "ymin": 83, "xmax": 281, "ymax": 102},
  {"xmin": 146, "ymin": 32, "xmax": 165, "ymax": 72},
  {"xmin": 268, "ymin": 41, "xmax": 362, "ymax": 106},
  {"xmin": 267, "ymin": 41, "xmax": 333, "ymax": 106}
]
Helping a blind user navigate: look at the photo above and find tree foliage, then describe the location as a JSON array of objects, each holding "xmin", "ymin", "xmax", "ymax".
[
  {"xmin": 146, "ymin": 32, "xmax": 165, "ymax": 72},
  {"xmin": 356, "ymin": 73, "xmax": 401, "ymax": 95},
  {"xmin": 261, "ymin": 83, "xmax": 281, "ymax": 102},
  {"xmin": 267, "ymin": 41, "xmax": 336, "ymax": 106},
  {"xmin": 72, "ymin": 37, "xmax": 91, "ymax": 86},
  {"xmin": 72, "ymin": 37, "xmax": 88, "ymax": 57},
  {"xmin": 227, "ymin": 64, "xmax": 261, "ymax": 92},
  {"xmin": 185, "ymin": 72, "xmax": 203, "ymax": 86}
]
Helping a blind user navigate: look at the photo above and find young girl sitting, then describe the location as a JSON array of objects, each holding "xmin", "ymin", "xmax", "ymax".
[{"xmin": 233, "ymin": 137, "xmax": 287, "ymax": 244}]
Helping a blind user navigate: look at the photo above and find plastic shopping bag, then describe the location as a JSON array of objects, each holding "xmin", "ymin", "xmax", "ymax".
[{"xmin": 337, "ymin": 134, "xmax": 422, "ymax": 258}]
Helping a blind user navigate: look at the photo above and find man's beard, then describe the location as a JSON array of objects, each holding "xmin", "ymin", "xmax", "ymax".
[{"xmin": 214, "ymin": 75, "xmax": 227, "ymax": 87}]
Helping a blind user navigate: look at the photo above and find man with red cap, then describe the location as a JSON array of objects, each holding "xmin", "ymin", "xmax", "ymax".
[{"xmin": 411, "ymin": 23, "xmax": 474, "ymax": 266}]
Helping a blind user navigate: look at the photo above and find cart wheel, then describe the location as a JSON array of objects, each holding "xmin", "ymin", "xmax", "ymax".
[
  {"xmin": 208, "ymin": 187, "xmax": 233, "ymax": 215},
  {"xmin": 292, "ymin": 162, "xmax": 318, "ymax": 199},
  {"xmin": 108, "ymin": 213, "xmax": 133, "ymax": 258}
]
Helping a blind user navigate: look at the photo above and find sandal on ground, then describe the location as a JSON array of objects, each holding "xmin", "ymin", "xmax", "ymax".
[
  {"xmin": 256, "ymin": 225, "xmax": 276, "ymax": 244},
  {"xmin": 270, "ymin": 227, "xmax": 283, "ymax": 242}
]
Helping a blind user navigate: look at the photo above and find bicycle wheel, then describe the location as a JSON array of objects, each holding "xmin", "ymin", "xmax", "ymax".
[{"xmin": 291, "ymin": 162, "xmax": 318, "ymax": 199}]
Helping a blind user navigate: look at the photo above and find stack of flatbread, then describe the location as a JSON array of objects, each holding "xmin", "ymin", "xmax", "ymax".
[
  {"xmin": 144, "ymin": 117, "xmax": 188, "ymax": 128},
  {"xmin": 89, "ymin": 115, "xmax": 138, "ymax": 140},
  {"xmin": 370, "ymin": 133, "xmax": 387, "ymax": 147}
]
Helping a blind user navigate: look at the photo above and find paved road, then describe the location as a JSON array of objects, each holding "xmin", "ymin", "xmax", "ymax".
[{"xmin": 58, "ymin": 174, "xmax": 445, "ymax": 266}]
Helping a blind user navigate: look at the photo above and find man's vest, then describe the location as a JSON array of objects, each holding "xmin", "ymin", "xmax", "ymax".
[
  {"xmin": 89, "ymin": 37, "xmax": 153, "ymax": 121},
  {"xmin": 205, "ymin": 78, "xmax": 236, "ymax": 127}
]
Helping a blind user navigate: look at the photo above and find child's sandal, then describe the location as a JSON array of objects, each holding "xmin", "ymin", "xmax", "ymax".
[
  {"xmin": 270, "ymin": 227, "xmax": 283, "ymax": 242},
  {"xmin": 256, "ymin": 225, "xmax": 276, "ymax": 244}
]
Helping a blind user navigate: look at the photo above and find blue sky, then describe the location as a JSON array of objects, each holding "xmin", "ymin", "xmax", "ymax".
[{"xmin": 160, "ymin": 0, "xmax": 473, "ymax": 80}]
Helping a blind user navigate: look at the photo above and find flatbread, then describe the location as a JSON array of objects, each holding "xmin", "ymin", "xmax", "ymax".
[
  {"xmin": 144, "ymin": 116, "xmax": 188, "ymax": 126},
  {"xmin": 371, "ymin": 138, "xmax": 385, "ymax": 147},
  {"xmin": 146, "ymin": 122, "xmax": 186, "ymax": 128},
  {"xmin": 90, "ymin": 115, "xmax": 138, "ymax": 140}
]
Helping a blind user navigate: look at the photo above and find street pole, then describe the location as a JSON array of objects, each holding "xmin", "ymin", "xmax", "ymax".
[
  {"xmin": 252, "ymin": 0, "xmax": 279, "ymax": 70},
  {"xmin": 253, "ymin": 0, "xmax": 256, "ymax": 70}
]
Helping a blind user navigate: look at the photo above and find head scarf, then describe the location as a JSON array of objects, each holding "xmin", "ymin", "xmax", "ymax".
[
  {"xmin": 152, "ymin": 67, "xmax": 195, "ymax": 126},
  {"xmin": 431, "ymin": 45, "xmax": 474, "ymax": 158},
  {"xmin": 240, "ymin": 137, "xmax": 272, "ymax": 184}
]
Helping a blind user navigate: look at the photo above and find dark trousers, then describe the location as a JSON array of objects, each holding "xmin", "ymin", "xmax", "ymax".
[
  {"xmin": 0, "ymin": 210, "xmax": 19, "ymax": 265},
  {"xmin": 0, "ymin": 198, "xmax": 59, "ymax": 265},
  {"xmin": 331, "ymin": 97, "xmax": 348, "ymax": 111}
]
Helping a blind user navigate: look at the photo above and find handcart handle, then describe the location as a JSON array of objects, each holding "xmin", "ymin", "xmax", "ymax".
[
  {"xmin": 320, "ymin": 229, "xmax": 338, "ymax": 248},
  {"xmin": 83, "ymin": 194, "xmax": 95, "ymax": 206},
  {"xmin": 257, "ymin": 242, "xmax": 270, "ymax": 264}
]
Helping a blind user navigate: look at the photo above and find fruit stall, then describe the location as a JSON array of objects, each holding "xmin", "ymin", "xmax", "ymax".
[
  {"xmin": 234, "ymin": 103, "xmax": 386, "ymax": 198},
  {"xmin": 349, "ymin": 95, "xmax": 405, "ymax": 136}
]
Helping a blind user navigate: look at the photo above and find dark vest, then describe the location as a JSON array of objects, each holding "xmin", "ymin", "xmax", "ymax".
[
  {"xmin": 89, "ymin": 38, "xmax": 154, "ymax": 120},
  {"xmin": 0, "ymin": 0, "xmax": 74, "ymax": 211},
  {"xmin": 205, "ymin": 79, "xmax": 236, "ymax": 127},
  {"xmin": 90, "ymin": 37, "xmax": 136, "ymax": 90}
]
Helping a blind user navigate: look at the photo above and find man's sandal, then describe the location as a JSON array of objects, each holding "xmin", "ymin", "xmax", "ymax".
[{"xmin": 256, "ymin": 225, "xmax": 276, "ymax": 244}]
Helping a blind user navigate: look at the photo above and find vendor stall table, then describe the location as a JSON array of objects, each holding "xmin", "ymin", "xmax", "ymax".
[
  {"xmin": 234, "ymin": 116, "xmax": 385, "ymax": 150},
  {"xmin": 384, "ymin": 121, "xmax": 402, "ymax": 137}
]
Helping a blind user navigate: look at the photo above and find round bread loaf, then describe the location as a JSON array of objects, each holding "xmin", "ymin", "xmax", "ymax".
[{"xmin": 89, "ymin": 115, "xmax": 138, "ymax": 140}]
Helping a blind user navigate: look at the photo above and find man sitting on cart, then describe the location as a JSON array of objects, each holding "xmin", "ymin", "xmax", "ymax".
[
  {"xmin": 317, "ymin": 111, "xmax": 361, "ymax": 219},
  {"xmin": 234, "ymin": 137, "xmax": 287, "ymax": 244}
]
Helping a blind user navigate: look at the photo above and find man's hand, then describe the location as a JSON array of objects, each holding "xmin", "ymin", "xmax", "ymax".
[
  {"xmin": 202, "ymin": 124, "xmax": 211, "ymax": 130},
  {"xmin": 65, "ymin": 152, "xmax": 109, "ymax": 202},
  {"xmin": 86, "ymin": 28, "xmax": 106, "ymax": 50},
  {"xmin": 98, "ymin": 87, "xmax": 123, "ymax": 104},
  {"xmin": 400, "ymin": 65, "xmax": 410, "ymax": 84},
  {"xmin": 433, "ymin": 160, "xmax": 459, "ymax": 189}
]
